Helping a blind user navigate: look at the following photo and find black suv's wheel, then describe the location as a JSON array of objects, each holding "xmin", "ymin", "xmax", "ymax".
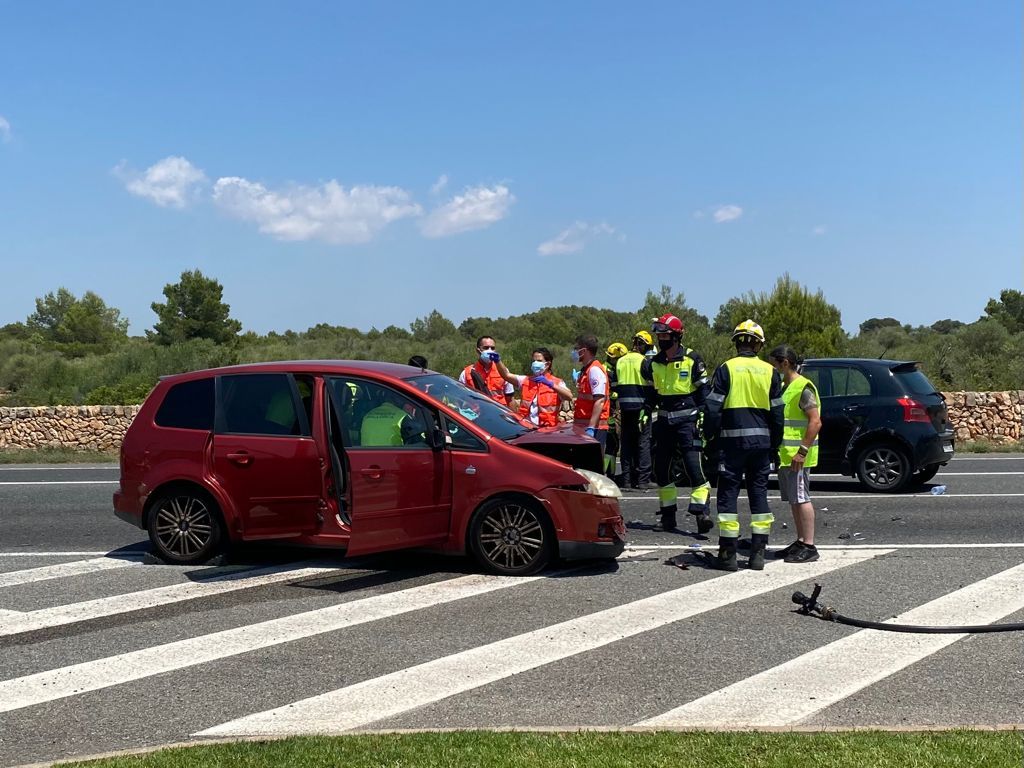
[
  {"xmin": 468, "ymin": 497, "xmax": 555, "ymax": 576},
  {"xmin": 913, "ymin": 463, "xmax": 941, "ymax": 485},
  {"xmin": 856, "ymin": 444, "xmax": 911, "ymax": 493},
  {"xmin": 147, "ymin": 489, "xmax": 225, "ymax": 564}
]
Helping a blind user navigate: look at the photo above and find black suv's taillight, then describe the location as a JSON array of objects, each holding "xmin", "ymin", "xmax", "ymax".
[{"xmin": 897, "ymin": 396, "xmax": 930, "ymax": 423}]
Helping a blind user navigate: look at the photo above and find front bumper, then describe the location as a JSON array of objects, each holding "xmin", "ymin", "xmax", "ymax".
[{"xmin": 559, "ymin": 539, "xmax": 626, "ymax": 560}]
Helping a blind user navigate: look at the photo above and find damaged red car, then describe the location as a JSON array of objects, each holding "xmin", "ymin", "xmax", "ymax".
[{"xmin": 113, "ymin": 361, "xmax": 625, "ymax": 575}]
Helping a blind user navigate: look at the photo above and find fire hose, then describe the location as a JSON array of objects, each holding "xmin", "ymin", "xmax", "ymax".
[{"xmin": 792, "ymin": 584, "xmax": 1024, "ymax": 634}]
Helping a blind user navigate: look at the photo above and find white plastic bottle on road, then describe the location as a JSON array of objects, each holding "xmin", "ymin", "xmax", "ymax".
[{"xmin": 930, "ymin": 485, "xmax": 947, "ymax": 495}]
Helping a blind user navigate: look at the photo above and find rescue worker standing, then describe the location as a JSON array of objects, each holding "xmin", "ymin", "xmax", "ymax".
[
  {"xmin": 572, "ymin": 334, "xmax": 610, "ymax": 452},
  {"xmin": 460, "ymin": 335, "xmax": 514, "ymax": 406},
  {"xmin": 703, "ymin": 320, "xmax": 784, "ymax": 571},
  {"xmin": 496, "ymin": 347, "xmax": 573, "ymax": 426},
  {"xmin": 615, "ymin": 331, "xmax": 655, "ymax": 489},
  {"xmin": 604, "ymin": 342, "xmax": 628, "ymax": 478},
  {"xmin": 641, "ymin": 314, "xmax": 713, "ymax": 533}
]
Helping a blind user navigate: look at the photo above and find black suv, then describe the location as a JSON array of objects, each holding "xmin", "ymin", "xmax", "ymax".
[{"xmin": 797, "ymin": 358, "xmax": 955, "ymax": 492}]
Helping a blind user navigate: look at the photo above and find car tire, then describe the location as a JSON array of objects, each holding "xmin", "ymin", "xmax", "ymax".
[
  {"xmin": 913, "ymin": 463, "xmax": 941, "ymax": 485},
  {"xmin": 146, "ymin": 488, "xmax": 225, "ymax": 565},
  {"xmin": 855, "ymin": 444, "xmax": 911, "ymax": 493},
  {"xmin": 468, "ymin": 496, "xmax": 556, "ymax": 576}
]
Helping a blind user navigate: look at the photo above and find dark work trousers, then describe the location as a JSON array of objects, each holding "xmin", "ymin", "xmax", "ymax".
[
  {"xmin": 605, "ymin": 423, "xmax": 620, "ymax": 478},
  {"xmin": 652, "ymin": 419, "xmax": 706, "ymax": 489},
  {"xmin": 619, "ymin": 409, "xmax": 652, "ymax": 485},
  {"xmin": 716, "ymin": 447, "xmax": 771, "ymax": 517}
]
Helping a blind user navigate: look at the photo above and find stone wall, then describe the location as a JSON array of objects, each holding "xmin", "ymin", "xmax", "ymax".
[
  {"xmin": 1, "ymin": 393, "xmax": 1021, "ymax": 452},
  {"xmin": 0, "ymin": 406, "xmax": 142, "ymax": 452},
  {"xmin": 941, "ymin": 391, "xmax": 1023, "ymax": 444}
]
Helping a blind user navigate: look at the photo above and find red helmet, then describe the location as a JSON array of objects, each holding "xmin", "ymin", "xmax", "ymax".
[{"xmin": 651, "ymin": 313, "xmax": 684, "ymax": 334}]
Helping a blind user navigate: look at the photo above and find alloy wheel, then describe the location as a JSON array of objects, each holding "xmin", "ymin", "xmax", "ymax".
[
  {"xmin": 153, "ymin": 495, "xmax": 216, "ymax": 559},
  {"xmin": 477, "ymin": 501, "xmax": 546, "ymax": 572},
  {"xmin": 861, "ymin": 447, "xmax": 905, "ymax": 488}
]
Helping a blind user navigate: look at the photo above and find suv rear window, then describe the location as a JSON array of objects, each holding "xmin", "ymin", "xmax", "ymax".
[
  {"xmin": 155, "ymin": 378, "xmax": 214, "ymax": 430},
  {"xmin": 893, "ymin": 366, "xmax": 939, "ymax": 396},
  {"xmin": 218, "ymin": 374, "xmax": 306, "ymax": 436}
]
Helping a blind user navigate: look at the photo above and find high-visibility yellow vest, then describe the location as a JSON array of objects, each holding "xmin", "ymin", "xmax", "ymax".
[
  {"xmin": 780, "ymin": 375, "xmax": 819, "ymax": 468},
  {"xmin": 359, "ymin": 402, "xmax": 406, "ymax": 446},
  {"xmin": 722, "ymin": 356, "xmax": 774, "ymax": 411},
  {"xmin": 614, "ymin": 352, "xmax": 646, "ymax": 410},
  {"xmin": 651, "ymin": 349, "xmax": 700, "ymax": 396}
]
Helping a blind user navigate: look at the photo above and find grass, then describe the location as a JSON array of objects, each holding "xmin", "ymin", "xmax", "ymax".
[
  {"xmin": 59, "ymin": 731, "xmax": 1024, "ymax": 768},
  {"xmin": 0, "ymin": 447, "xmax": 117, "ymax": 464},
  {"xmin": 959, "ymin": 439, "xmax": 1024, "ymax": 453}
]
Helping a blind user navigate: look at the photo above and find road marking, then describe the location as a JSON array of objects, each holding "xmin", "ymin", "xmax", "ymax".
[
  {"xmin": 951, "ymin": 456, "xmax": 1024, "ymax": 461},
  {"xmin": 0, "ymin": 563, "xmax": 343, "ymax": 637},
  {"xmin": 624, "ymin": 543, "xmax": 1024, "ymax": 551},
  {"xmin": 0, "ymin": 572, "xmax": 543, "ymax": 714},
  {"xmin": 0, "ymin": 480, "xmax": 118, "ymax": 486},
  {"xmin": 0, "ymin": 557, "xmax": 134, "ymax": 588},
  {"xmin": 620, "ymin": 493, "xmax": 1024, "ymax": 501},
  {"xmin": 0, "ymin": 609, "xmax": 25, "ymax": 618},
  {"xmin": 0, "ymin": 551, "xmax": 144, "ymax": 557},
  {"xmin": 811, "ymin": 472, "xmax": 1024, "ymax": 477},
  {"xmin": 638, "ymin": 561, "xmax": 1024, "ymax": 727},
  {"xmin": 0, "ymin": 465, "xmax": 117, "ymax": 471},
  {"xmin": 197, "ymin": 548, "xmax": 890, "ymax": 737}
]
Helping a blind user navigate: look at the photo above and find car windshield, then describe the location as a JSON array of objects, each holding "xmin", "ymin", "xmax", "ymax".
[
  {"xmin": 406, "ymin": 373, "xmax": 533, "ymax": 440},
  {"xmin": 893, "ymin": 367, "xmax": 940, "ymax": 396}
]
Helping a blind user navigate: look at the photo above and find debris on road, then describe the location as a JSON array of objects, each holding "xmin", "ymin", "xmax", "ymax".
[{"xmin": 664, "ymin": 553, "xmax": 690, "ymax": 570}]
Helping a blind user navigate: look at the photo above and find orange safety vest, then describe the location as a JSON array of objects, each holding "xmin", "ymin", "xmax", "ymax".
[
  {"xmin": 574, "ymin": 359, "xmax": 610, "ymax": 426},
  {"xmin": 518, "ymin": 376, "xmax": 564, "ymax": 427},
  {"xmin": 463, "ymin": 362, "xmax": 511, "ymax": 405}
]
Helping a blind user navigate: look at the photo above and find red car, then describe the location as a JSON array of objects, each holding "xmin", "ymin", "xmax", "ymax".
[{"xmin": 113, "ymin": 361, "xmax": 625, "ymax": 575}]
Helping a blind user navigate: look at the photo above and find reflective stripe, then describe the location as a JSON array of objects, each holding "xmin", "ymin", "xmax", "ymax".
[
  {"xmin": 770, "ymin": 398, "xmax": 785, "ymax": 407},
  {"xmin": 657, "ymin": 408, "xmax": 699, "ymax": 419},
  {"xmin": 782, "ymin": 438, "xmax": 818, "ymax": 447},
  {"xmin": 658, "ymin": 485, "xmax": 678, "ymax": 507},
  {"xmin": 720, "ymin": 427, "xmax": 771, "ymax": 438},
  {"xmin": 750, "ymin": 513, "xmax": 775, "ymax": 523},
  {"xmin": 784, "ymin": 419, "xmax": 806, "ymax": 428},
  {"xmin": 617, "ymin": 396, "xmax": 646, "ymax": 406},
  {"xmin": 706, "ymin": 393, "xmax": 725, "ymax": 403},
  {"xmin": 690, "ymin": 484, "xmax": 710, "ymax": 504},
  {"xmin": 717, "ymin": 513, "xmax": 740, "ymax": 536}
]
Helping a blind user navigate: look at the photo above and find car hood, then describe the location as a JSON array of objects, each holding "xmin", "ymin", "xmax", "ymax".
[{"xmin": 505, "ymin": 423, "xmax": 604, "ymax": 473}]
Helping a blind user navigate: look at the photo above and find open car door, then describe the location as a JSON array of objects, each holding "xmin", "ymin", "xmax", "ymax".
[{"xmin": 324, "ymin": 376, "xmax": 453, "ymax": 557}]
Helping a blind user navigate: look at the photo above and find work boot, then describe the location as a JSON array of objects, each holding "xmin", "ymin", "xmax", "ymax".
[
  {"xmin": 712, "ymin": 545, "xmax": 738, "ymax": 571},
  {"xmin": 694, "ymin": 513, "xmax": 714, "ymax": 535},
  {"xmin": 654, "ymin": 514, "xmax": 677, "ymax": 532},
  {"xmin": 747, "ymin": 544, "xmax": 766, "ymax": 571}
]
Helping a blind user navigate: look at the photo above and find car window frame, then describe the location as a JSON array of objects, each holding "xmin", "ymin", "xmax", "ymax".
[
  {"xmin": 214, "ymin": 372, "xmax": 312, "ymax": 438},
  {"xmin": 325, "ymin": 375, "xmax": 441, "ymax": 451},
  {"xmin": 816, "ymin": 364, "xmax": 873, "ymax": 399},
  {"xmin": 441, "ymin": 413, "xmax": 487, "ymax": 452},
  {"xmin": 154, "ymin": 376, "xmax": 216, "ymax": 431}
]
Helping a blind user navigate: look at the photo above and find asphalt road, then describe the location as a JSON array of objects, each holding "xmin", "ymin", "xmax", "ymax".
[{"xmin": 0, "ymin": 456, "xmax": 1022, "ymax": 766}]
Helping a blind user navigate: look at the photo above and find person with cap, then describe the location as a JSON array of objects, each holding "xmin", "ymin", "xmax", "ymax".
[
  {"xmin": 495, "ymin": 347, "xmax": 573, "ymax": 427},
  {"xmin": 703, "ymin": 320, "xmax": 785, "ymax": 571},
  {"xmin": 459, "ymin": 335, "xmax": 514, "ymax": 406},
  {"xmin": 641, "ymin": 313, "xmax": 714, "ymax": 533},
  {"xmin": 407, "ymin": 355, "xmax": 428, "ymax": 369},
  {"xmin": 603, "ymin": 342, "xmax": 629, "ymax": 479},
  {"xmin": 571, "ymin": 333, "xmax": 610, "ymax": 452},
  {"xmin": 769, "ymin": 344, "xmax": 821, "ymax": 563},
  {"xmin": 615, "ymin": 331, "xmax": 655, "ymax": 489}
]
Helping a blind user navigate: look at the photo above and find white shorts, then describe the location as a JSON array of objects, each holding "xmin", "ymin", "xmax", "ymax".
[{"xmin": 779, "ymin": 466, "xmax": 812, "ymax": 504}]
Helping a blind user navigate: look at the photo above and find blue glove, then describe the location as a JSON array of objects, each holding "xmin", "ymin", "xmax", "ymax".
[
  {"xmin": 571, "ymin": 369, "xmax": 581, "ymax": 384},
  {"xmin": 585, "ymin": 427, "xmax": 596, "ymax": 438},
  {"xmin": 486, "ymin": 351, "xmax": 501, "ymax": 362},
  {"xmin": 531, "ymin": 375, "xmax": 554, "ymax": 387}
]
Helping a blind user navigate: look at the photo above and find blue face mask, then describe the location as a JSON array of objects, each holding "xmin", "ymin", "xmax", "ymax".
[
  {"xmin": 530, "ymin": 360, "xmax": 546, "ymax": 375},
  {"xmin": 570, "ymin": 348, "xmax": 581, "ymax": 364},
  {"xmin": 479, "ymin": 351, "xmax": 492, "ymax": 364}
]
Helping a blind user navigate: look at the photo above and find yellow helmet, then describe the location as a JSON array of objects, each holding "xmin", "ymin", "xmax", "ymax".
[
  {"xmin": 633, "ymin": 330, "xmax": 653, "ymax": 347},
  {"xmin": 606, "ymin": 342, "xmax": 629, "ymax": 359},
  {"xmin": 732, "ymin": 319, "xmax": 766, "ymax": 344}
]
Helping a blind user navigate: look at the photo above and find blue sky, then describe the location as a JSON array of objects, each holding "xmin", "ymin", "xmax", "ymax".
[{"xmin": 0, "ymin": 2, "xmax": 1020, "ymax": 336}]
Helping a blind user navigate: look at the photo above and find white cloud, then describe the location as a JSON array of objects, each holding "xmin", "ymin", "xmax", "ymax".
[
  {"xmin": 212, "ymin": 176, "xmax": 422, "ymax": 244},
  {"xmin": 712, "ymin": 204, "xmax": 743, "ymax": 223},
  {"xmin": 0, "ymin": 115, "xmax": 11, "ymax": 143},
  {"xmin": 420, "ymin": 184, "xmax": 514, "ymax": 238},
  {"xmin": 537, "ymin": 221, "xmax": 619, "ymax": 256},
  {"xmin": 812, "ymin": 225, "xmax": 827, "ymax": 236},
  {"xmin": 430, "ymin": 174, "xmax": 449, "ymax": 195},
  {"xmin": 117, "ymin": 156, "xmax": 207, "ymax": 208}
]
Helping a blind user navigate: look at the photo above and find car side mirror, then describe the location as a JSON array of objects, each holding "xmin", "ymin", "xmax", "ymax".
[{"xmin": 427, "ymin": 426, "xmax": 445, "ymax": 451}]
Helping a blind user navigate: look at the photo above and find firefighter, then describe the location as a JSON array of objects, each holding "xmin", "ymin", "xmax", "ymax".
[
  {"xmin": 703, "ymin": 320, "xmax": 785, "ymax": 571},
  {"xmin": 615, "ymin": 331, "xmax": 655, "ymax": 489},
  {"xmin": 604, "ymin": 342, "xmax": 629, "ymax": 479},
  {"xmin": 641, "ymin": 313, "xmax": 713, "ymax": 533}
]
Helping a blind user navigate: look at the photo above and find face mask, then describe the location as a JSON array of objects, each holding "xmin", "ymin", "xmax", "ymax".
[
  {"xmin": 657, "ymin": 339, "xmax": 674, "ymax": 352},
  {"xmin": 530, "ymin": 361, "xmax": 546, "ymax": 375},
  {"xmin": 570, "ymin": 349, "xmax": 581, "ymax": 364},
  {"xmin": 479, "ymin": 351, "xmax": 492, "ymax": 364}
]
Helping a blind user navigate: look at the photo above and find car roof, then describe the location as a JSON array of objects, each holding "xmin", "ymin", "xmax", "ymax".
[
  {"xmin": 802, "ymin": 358, "xmax": 916, "ymax": 368},
  {"xmin": 158, "ymin": 360, "xmax": 432, "ymax": 383}
]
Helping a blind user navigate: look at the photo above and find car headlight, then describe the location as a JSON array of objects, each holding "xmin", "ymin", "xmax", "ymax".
[{"xmin": 573, "ymin": 469, "xmax": 622, "ymax": 499}]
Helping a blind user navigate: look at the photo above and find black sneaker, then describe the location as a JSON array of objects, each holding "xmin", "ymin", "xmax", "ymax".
[
  {"xmin": 784, "ymin": 543, "xmax": 820, "ymax": 564},
  {"xmin": 773, "ymin": 540, "xmax": 801, "ymax": 559}
]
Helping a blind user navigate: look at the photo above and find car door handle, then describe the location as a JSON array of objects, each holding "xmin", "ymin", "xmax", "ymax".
[
  {"xmin": 226, "ymin": 451, "xmax": 253, "ymax": 466},
  {"xmin": 360, "ymin": 466, "xmax": 384, "ymax": 480},
  {"xmin": 843, "ymin": 404, "xmax": 864, "ymax": 413}
]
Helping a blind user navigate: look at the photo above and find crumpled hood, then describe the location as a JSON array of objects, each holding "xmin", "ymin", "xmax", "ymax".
[{"xmin": 506, "ymin": 422, "xmax": 603, "ymax": 473}]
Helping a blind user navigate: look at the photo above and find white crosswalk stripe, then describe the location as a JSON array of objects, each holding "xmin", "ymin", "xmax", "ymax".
[
  {"xmin": 0, "ymin": 557, "xmax": 135, "ymax": 588},
  {"xmin": 638, "ymin": 561, "xmax": 1024, "ymax": 727},
  {"xmin": 196, "ymin": 548, "xmax": 891, "ymax": 736},
  {"xmin": 0, "ymin": 563, "xmax": 342, "ymax": 637}
]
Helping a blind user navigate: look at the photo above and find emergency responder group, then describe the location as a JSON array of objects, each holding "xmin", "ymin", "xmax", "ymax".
[{"xmin": 455, "ymin": 315, "xmax": 821, "ymax": 570}]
